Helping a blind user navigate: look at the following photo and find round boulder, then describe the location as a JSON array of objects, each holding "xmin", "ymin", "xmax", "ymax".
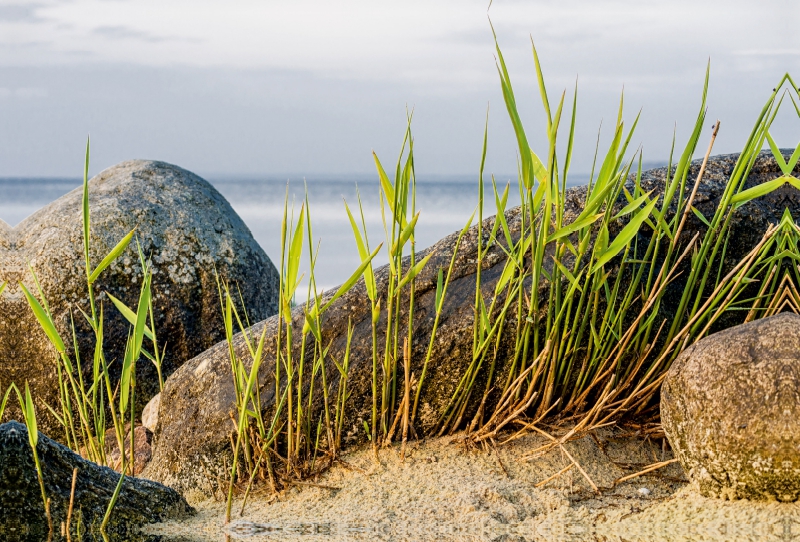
[
  {"xmin": 0, "ymin": 160, "xmax": 279, "ymax": 431},
  {"xmin": 662, "ymin": 312, "xmax": 800, "ymax": 501}
]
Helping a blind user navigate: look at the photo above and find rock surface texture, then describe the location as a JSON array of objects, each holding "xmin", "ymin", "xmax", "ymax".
[
  {"xmin": 146, "ymin": 151, "xmax": 800, "ymax": 495},
  {"xmin": 0, "ymin": 160, "xmax": 279, "ymax": 431},
  {"xmin": 662, "ymin": 313, "xmax": 800, "ymax": 502},
  {"xmin": 0, "ymin": 421, "xmax": 193, "ymax": 538}
]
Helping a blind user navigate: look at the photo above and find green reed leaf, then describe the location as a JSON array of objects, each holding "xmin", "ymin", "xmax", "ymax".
[
  {"xmin": 83, "ymin": 136, "xmax": 91, "ymax": 279},
  {"xmin": 397, "ymin": 252, "xmax": 433, "ymax": 290},
  {"xmin": 133, "ymin": 273, "xmax": 152, "ymax": 361},
  {"xmin": 592, "ymin": 197, "xmax": 658, "ymax": 272},
  {"xmin": 435, "ymin": 268, "xmax": 444, "ymax": 313},
  {"xmin": 20, "ymin": 282, "xmax": 65, "ymax": 355},
  {"xmin": 730, "ymin": 176, "xmax": 799, "ymax": 205},
  {"xmin": 119, "ymin": 335, "xmax": 134, "ymax": 414},
  {"xmin": 106, "ymin": 292, "xmax": 154, "ymax": 341},
  {"xmin": 392, "ymin": 211, "xmax": 420, "ymax": 255},
  {"xmin": 321, "ymin": 243, "xmax": 383, "ymax": 314},
  {"xmin": 24, "ymin": 382, "xmax": 38, "ymax": 447},
  {"xmin": 613, "ymin": 190, "xmax": 654, "ymax": 220},
  {"xmin": 546, "ymin": 213, "xmax": 603, "ymax": 244},
  {"xmin": 373, "ymin": 152, "xmax": 395, "ymax": 211},
  {"xmin": 766, "ymin": 131, "xmax": 791, "ymax": 175},
  {"xmin": 88, "ymin": 228, "xmax": 136, "ymax": 284},
  {"xmin": 286, "ymin": 204, "xmax": 305, "ymax": 297},
  {"xmin": 691, "ymin": 206, "xmax": 711, "ymax": 227}
]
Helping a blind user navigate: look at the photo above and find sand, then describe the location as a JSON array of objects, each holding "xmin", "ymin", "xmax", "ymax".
[{"xmin": 146, "ymin": 427, "xmax": 800, "ymax": 541}]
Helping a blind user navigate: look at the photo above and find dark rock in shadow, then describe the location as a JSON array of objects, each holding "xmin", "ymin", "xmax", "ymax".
[{"xmin": 0, "ymin": 421, "xmax": 193, "ymax": 539}]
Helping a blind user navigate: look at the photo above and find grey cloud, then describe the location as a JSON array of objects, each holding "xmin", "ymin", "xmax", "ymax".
[
  {"xmin": 92, "ymin": 25, "xmax": 167, "ymax": 43},
  {"xmin": 0, "ymin": 3, "xmax": 46, "ymax": 23},
  {"xmin": 0, "ymin": 40, "xmax": 52, "ymax": 49}
]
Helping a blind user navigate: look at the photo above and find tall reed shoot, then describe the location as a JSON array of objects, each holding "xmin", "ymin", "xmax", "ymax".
[
  {"xmin": 19, "ymin": 138, "xmax": 156, "ymax": 532},
  {"xmin": 224, "ymin": 186, "xmax": 378, "ymax": 521}
]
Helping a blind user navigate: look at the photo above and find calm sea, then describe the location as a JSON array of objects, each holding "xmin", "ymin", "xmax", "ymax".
[{"xmin": 0, "ymin": 174, "xmax": 589, "ymax": 292}]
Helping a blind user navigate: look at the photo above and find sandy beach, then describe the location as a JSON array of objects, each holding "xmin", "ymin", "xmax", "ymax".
[{"xmin": 143, "ymin": 426, "xmax": 797, "ymax": 541}]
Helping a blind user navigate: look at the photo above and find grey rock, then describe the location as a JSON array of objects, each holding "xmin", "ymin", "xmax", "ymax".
[
  {"xmin": 0, "ymin": 160, "xmax": 279, "ymax": 432},
  {"xmin": 662, "ymin": 313, "xmax": 800, "ymax": 501},
  {"xmin": 146, "ymin": 151, "xmax": 800, "ymax": 495},
  {"xmin": 0, "ymin": 421, "xmax": 193, "ymax": 538}
]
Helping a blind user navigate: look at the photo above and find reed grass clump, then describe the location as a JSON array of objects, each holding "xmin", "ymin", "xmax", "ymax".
[
  {"xmin": 11, "ymin": 139, "xmax": 161, "ymax": 535},
  {"xmin": 222, "ymin": 35, "xmax": 800, "ymax": 516}
]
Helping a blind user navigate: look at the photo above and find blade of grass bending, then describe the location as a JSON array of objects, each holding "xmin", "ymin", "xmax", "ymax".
[
  {"xmin": 373, "ymin": 152, "xmax": 396, "ymax": 216},
  {"xmin": 612, "ymin": 190, "xmax": 654, "ymax": 220},
  {"xmin": 20, "ymin": 282, "xmax": 66, "ymax": 355},
  {"xmin": 731, "ymin": 176, "xmax": 799, "ymax": 205},
  {"xmin": 320, "ymin": 243, "xmax": 382, "ymax": 314},
  {"xmin": 546, "ymin": 213, "xmax": 604, "ymax": 243},
  {"xmin": 591, "ymin": 197, "xmax": 658, "ymax": 272},
  {"xmin": 0, "ymin": 384, "xmax": 18, "ymax": 419},
  {"xmin": 397, "ymin": 252, "xmax": 433, "ymax": 290},
  {"xmin": 343, "ymin": 198, "xmax": 377, "ymax": 300},
  {"xmin": 88, "ymin": 228, "xmax": 136, "ymax": 284},
  {"xmin": 106, "ymin": 292, "xmax": 155, "ymax": 341}
]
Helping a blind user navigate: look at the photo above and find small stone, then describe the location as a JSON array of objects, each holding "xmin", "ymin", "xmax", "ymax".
[
  {"xmin": 637, "ymin": 487, "xmax": 651, "ymax": 496},
  {"xmin": 105, "ymin": 425, "xmax": 153, "ymax": 476},
  {"xmin": 142, "ymin": 392, "xmax": 161, "ymax": 432},
  {"xmin": 662, "ymin": 313, "xmax": 800, "ymax": 501}
]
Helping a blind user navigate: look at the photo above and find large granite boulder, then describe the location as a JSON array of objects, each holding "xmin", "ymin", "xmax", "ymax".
[
  {"xmin": 146, "ymin": 151, "xmax": 800, "ymax": 495},
  {"xmin": 662, "ymin": 313, "xmax": 800, "ymax": 501},
  {"xmin": 0, "ymin": 421, "xmax": 193, "ymax": 538},
  {"xmin": 0, "ymin": 160, "xmax": 279, "ymax": 432}
]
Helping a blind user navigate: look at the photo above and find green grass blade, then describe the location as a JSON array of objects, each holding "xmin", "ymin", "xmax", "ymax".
[
  {"xmin": 24, "ymin": 382, "xmax": 38, "ymax": 446},
  {"xmin": 83, "ymin": 136, "xmax": 91, "ymax": 279},
  {"xmin": 88, "ymin": 228, "xmax": 136, "ymax": 284},
  {"xmin": 20, "ymin": 282, "xmax": 66, "ymax": 355},
  {"xmin": 133, "ymin": 273, "xmax": 152, "ymax": 361},
  {"xmin": 321, "ymin": 243, "xmax": 383, "ymax": 313},
  {"xmin": 592, "ymin": 197, "xmax": 658, "ymax": 272},
  {"xmin": 397, "ymin": 252, "xmax": 433, "ymax": 290},
  {"xmin": 106, "ymin": 292, "xmax": 154, "ymax": 341},
  {"xmin": 546, "ymin": 213, "xmax": 603, "ymax": 243}
]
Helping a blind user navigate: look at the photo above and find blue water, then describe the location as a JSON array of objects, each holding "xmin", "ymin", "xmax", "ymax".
[{"xmin": 0, "ymin": 173, "xmax": 590, "ymax": 292}]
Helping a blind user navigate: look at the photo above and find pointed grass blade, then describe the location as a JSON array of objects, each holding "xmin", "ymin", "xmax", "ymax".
[
  {"xmin": 20, "ymin": 282, "xmax": 66, "ymax": 355},
  {"xmin": 88, "ymin": 228, "xmax": 136, "ymax": 284},
  {"xmin": 106, "ymin": 292, "xmax": 154, "ymax": 341},
  {"xmin": 592, "ymin": 197, "xmax": 658, "ymax": 272}
]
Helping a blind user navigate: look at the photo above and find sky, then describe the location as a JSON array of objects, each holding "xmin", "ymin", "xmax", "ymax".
[{"xmin": 0, "ymin": 0, "xmax": 798, "ymax": 179}]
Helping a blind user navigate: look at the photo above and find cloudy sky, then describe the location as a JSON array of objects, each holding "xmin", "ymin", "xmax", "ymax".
[{"xmin": 0, "ymin": 0, "xmax": 798, "ymax": 178}]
